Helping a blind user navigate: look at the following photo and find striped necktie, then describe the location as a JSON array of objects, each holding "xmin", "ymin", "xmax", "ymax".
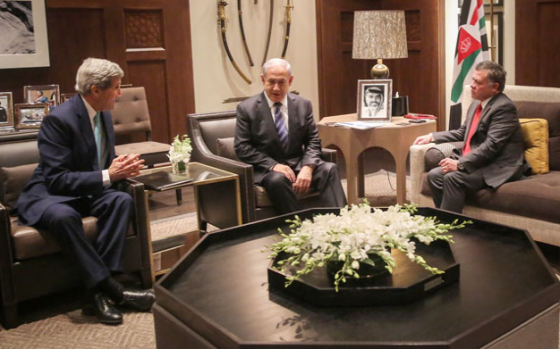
[
  {"xmin": 93, "ymin": 112, "xmax": 104, "ymax": 169},
  {"xmin": 274, "ymin": 102, "xmax": 289, "ymax": 151}
]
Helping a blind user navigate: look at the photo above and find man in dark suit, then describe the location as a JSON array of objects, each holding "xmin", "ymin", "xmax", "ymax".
[
  {"xmin": 234, "ymin": 58, "xmax": 347, "ymax": 214},
  {"xmin": 413, "ymin": 61, "xmax": 526, "ymax": 213},
  {"xmin": 17, "ymin": 58, "xmax": 155, "ymax": 325}
]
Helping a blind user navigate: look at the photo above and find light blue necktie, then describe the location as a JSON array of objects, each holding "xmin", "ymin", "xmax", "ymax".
[
  {"xmin": 274, "ymin": 102, "xmax": 289, "ymax": 151},
  {"xmin": 93, "ymin": 112, "xmax": 103, "ymax": 169}
]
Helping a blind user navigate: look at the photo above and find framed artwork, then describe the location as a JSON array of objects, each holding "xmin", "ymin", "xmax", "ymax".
[
  {"xmin": 484, "ymin": 0, "xmax": 503, "ymax": 6},
  {"xmin": 15, "ymin": 103, "xmax": 48, "ymax": 129},
  {"xmin": 0, "ymin": 0, "xmax": 50, "ymax": 69},
  {"xmin": 24, "ymin": 84, "xmax": 60, "ymax": 109},
  {"xmin": 61, "ymin": 92, "xmax": 76, "ymax": 103},
  {"xmin": 357, "ymin": 79, "xmax": 392, "ymax": 122},
  {"xmin": 0, "ymin": 92, "xmax": 15, "ymax": 129}
]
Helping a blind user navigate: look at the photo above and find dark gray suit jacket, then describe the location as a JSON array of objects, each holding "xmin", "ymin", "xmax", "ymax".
[
  {"xmin": 433, "ymin": 92, "xmax": 525, "ymax": 188},
  {"xmin": 234, "ymin": 92, "xmax": 323, "ymax": 183}
]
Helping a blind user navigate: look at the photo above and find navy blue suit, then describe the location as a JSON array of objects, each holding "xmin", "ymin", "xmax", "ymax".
[{"xmin": 17, "ymin": 95, "xmax": 133, "ymax": 288}]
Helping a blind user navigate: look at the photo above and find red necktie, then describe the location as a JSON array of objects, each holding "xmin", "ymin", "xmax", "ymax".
[{"xmin": 462, "ymin": 104, "xmax": 483, "ymax": 155}]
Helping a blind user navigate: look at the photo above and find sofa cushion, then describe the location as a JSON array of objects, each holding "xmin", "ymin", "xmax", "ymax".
[
  {"xmin": 216, "ymin": 137, "xmax": 240, "ymax": 161},
  {"xmin": 421, "ymin": 172, "xmax": 560, "ymax": 224},
  {"xmin": 519, "ymin": 118, "xmax": 549, "ymax": 174},
  {"xmin": 424, "ymin": 142, "xmax": 463, "ymax": 171},
  {"xmin": 468, "ymin": 172, "xmax": 560, "ymax": 224},
  {"xmin": 515, "ymin": 101, "xmax": 560, "ymax": 171},
  {"xmin": 1, "ymin": 163, "xmax": 37, "ymax": 211}
]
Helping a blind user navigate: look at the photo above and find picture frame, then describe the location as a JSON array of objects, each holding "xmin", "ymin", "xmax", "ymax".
[
  {"xmin": 61, "ymin": 92, "xmax": 77, "ymax": 103},
  {"xmin": 0, "ymin": 0, "xmax": 50, "ymax": 69},
  {"xmin": 484, "ymin": 0, "xmax": 503, "ymax": 7},
  {"xmin": 0, "ymin": 92, "xmax": 15, "ymax": 129},
  {"xmin": 24, "ymin": 84, "xmax": 61, "ymax": 109},
  {"xmin": 357, "ymin": 79, "xmax": 392, "ymax": 122},
  {"xmin": 14, "ymin": 103, "xmax": 49, "ymax": 129}
]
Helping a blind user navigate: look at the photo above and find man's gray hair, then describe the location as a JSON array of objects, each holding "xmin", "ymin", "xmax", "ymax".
[
  {"xmin": 476, "ymin": 61, "xmax": 506, "ymax": 92},
  {"xmin": 262, "ymin": 58, "xmax": 292, "ymax": 77},
  {"xmin": 75, "ymin": 58, "xmax": 124, "ymax": 95}
]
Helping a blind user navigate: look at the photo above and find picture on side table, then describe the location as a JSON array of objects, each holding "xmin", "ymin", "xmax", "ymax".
[
  {"xmin": 0, "ymin": 92, "xmax": 15, "ymax": 129},
  {"xmin": 15, "ymin": 103, "xmax": 49, "ymax": 129},
  {"xmin": 24, "ymin": 84, "xmax": 60, "ymax": 110},
  {"xmin": 357, "ymin": 79, "xmax": 392, "ymax": 122}
]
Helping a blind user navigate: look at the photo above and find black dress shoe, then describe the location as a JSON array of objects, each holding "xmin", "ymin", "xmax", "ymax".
[
  {"xmin": 83, "ymin": 293, "xmax": 123, "ymax": 325},
  {"xmin": 119, "ymin": 289, "xmax": 155, "ymax": 312}
]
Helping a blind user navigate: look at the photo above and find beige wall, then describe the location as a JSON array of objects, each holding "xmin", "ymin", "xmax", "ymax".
[{"xmin": 190, "ymin": 1, "xmax": 319, "ymax": 117}]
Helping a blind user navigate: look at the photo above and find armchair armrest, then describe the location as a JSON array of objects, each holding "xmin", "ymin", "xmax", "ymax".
[
  {"xmin": 321, "ymin": 148, "xmax": 337, "ymax": 163},
  {"xmin": 409, "ymin": 143, "xmax": 434, "ymax": 204},
  {"xmin": 0, "ymin": 201, "xmax": 16, "ymax": 306}
]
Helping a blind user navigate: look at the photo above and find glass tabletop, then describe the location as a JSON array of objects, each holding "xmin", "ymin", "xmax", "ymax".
[{"xmin": 138, "ymin": 162, "xmax": 237, "ymax": 190}]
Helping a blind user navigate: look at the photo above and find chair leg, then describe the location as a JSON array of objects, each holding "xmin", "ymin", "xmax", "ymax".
[
  {"xmin": 1, "ymin": 303, "xmax": 19, "ymax": 329},
  {"xmin": 175, "ymin": 188, "xmax": 182, "ymax": 205},
  {"xmin": 139, "ymin": 267, "xmax": 153, "ymax": 289}
]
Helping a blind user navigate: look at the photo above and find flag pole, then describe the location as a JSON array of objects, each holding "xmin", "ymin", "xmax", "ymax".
[{"xmin": 490, "ymin": 1, "xmax": 496, "ymax": 62}]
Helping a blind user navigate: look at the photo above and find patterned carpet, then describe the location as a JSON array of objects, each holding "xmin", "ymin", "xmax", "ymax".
[{"xmin": 2, "ymin": 172, "xmax": 557, "ymax": 348}]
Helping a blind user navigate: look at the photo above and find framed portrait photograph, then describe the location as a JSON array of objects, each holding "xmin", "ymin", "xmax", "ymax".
[
  {"xmin": 24, "ymin": 84, "xmax": 60, "ymax": 109},
  {"xmin": 357, "ymin": 79, "xmax": 392, "ymax": 122},
  {"xmin": 0, "ymin": 92, "xmax": 15, "ymax": 129},
  {"xmin": 61, "ymin": 92, "xmax": 76, "ymax": 103},
  {"xmin": 15, "ymin": 103, "xmax": 48, "ymax": 129},
  {"xmin": 0, "ymin": 0, "xmax": 50, "ymax": 69}
]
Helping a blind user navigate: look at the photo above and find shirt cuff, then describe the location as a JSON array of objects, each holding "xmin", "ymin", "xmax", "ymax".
[{"xmin": 102, "ymin": 169, "xmax": 111, "ymax": 186}]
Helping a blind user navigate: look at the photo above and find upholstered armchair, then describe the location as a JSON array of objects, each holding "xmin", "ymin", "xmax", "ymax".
[
  {"xmin": 188, "ymin": 110, "xmax": 337, "ymax": 229},
  {"xmin": 0, "ymin": 137, "xmax": 152, "ymax": 329}
]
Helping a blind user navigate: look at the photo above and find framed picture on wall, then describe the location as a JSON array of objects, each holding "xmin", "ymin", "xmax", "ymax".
[
  {"xmin": 0, "ymin": 92, "xmax": 15, "ymax": 129},
  {"xmin": 0, "ymin": 0, "xmax": 50, "ymax": 69},
  {"xmin": 24, "ymin": 84, "xmax": 60, "ymax": 110},
  {"xmin": 357, "ymin": 79, "xmax": 392, "ymax": 122},
  {"xmin": 15, "ymin": 103, "xmax": 49, "ymax": 129},
  {"xmin": 61, "ymin": 93, "xmax": 77, "ymax": 103}
]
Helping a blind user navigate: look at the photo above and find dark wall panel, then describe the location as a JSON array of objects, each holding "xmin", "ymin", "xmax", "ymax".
[
  {"xmin": 127, "ymin": 61, "xmax": 169, "ymax": 142},
  {"xmin": 516, "ymin": 0, "xmax": 560, "ymax": 87}
]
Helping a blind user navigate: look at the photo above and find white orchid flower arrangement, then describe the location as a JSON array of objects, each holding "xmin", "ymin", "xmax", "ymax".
[{"xmin": 267, "ymin": 201, "xmax": 470, "ymax": 291}]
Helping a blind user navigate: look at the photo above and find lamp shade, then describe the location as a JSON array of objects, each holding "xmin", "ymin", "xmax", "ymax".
[{"xmin": 352, "ymin": 11, "xmax": 408, "ymax": 60}]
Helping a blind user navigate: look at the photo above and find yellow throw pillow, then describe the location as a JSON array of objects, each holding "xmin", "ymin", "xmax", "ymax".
[{"xmin": 519, "ymin": 118, "xmax": 549, "ymax": 174}]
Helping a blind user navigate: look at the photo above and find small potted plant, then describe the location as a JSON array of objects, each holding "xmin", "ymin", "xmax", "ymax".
[{"xmin": 168, "ymin": 134, "xmax": 192, "ymax": 175}]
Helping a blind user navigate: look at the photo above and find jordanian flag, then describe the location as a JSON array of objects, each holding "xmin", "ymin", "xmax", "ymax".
[{"xmin": 449, "ymin": 0, "xmax": 490, "ymax": 128}]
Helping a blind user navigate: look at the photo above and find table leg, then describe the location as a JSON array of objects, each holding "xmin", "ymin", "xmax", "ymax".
[
  {"xmin": 357, "ymin": 152, "xmax": 365, "ymax": 198},
  {"xmin": 395, "ymin": 152, "xmax": 407, "ymax": 205},
  {"xmin": 346, "ymin": 154, "xmax": 360, "ymax": 204}
]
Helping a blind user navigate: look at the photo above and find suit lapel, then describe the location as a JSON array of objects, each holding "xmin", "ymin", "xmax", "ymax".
[{"xmin": 73, "ymin": 96, "xmax": 99, "ymax": 169}]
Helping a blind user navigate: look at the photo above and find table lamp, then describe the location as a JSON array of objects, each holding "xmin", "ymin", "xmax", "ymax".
[{"xmin": 352, "ymin": 10, "xmax": 408, "ymax": 79}]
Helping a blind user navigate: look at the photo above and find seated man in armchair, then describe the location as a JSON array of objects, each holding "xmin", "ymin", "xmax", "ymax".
[
  {"xmin": 17, "ymin": 58, "xmax": 155, "ymax": 325},
  {"xmin": 413, "ymin": 61, "xmax": 527, "ymax": 213},
  {"xmin": 234, "ymin": 58, "xmax": 347, "ymax": 214}
]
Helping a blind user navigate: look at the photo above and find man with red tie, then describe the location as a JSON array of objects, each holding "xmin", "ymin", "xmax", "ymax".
[{"xmin": 413, "ymin": 61, "xmax": 526, "ymax": 213}]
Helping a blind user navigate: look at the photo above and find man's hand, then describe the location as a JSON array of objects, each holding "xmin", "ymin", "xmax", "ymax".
[
  {"xmin": 272, "ymin": 163, "xmax": 296, "ymax": 183},
  {"xmin": 294, "ymin": 165, "xmax": 314, "ymax": 194},
  {"xmin": 439, "ymin": 158, "xmax": 458, "ymax": 174},
  {"xmin": 108, "ymin": 154, "xmax": 145, "ymax": 182},
  {"xmin": 413, "ymin": 134, "xmax": 434, "ymax": 145}
]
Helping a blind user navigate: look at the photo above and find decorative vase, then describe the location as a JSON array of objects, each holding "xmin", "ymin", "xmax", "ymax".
[
  {"xmin": 172, "ymin": 160, "xmax": 188, "ymax": 175},
  {"xmin": 326, "ymin": 250, "xmax": 390, "ymax": 281}
]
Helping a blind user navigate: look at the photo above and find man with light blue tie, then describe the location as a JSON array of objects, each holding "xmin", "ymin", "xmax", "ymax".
[
  {"xmin": 17, "ymin": 58, "xmax": 155, "ymax": 325},
  {"xmin": 234, "ymin": 58, "xmax": 347, "ymax": 214}
]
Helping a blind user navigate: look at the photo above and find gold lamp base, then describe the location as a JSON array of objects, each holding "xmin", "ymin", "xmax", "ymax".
[{"xmin": 370, "ymin": 59, "xmax": 390, "ymax": 79}]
